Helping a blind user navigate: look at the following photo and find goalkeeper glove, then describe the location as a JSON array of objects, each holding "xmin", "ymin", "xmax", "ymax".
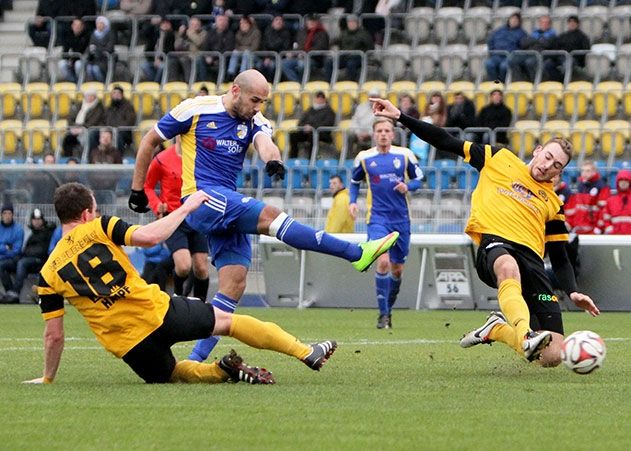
[
  {"xmin": 128, "ymin": 189, "xmax": 150, "ymax": 213},
  {"xmin": 265, "ymin": 160, "xmax": 285, "ymax": 180}
]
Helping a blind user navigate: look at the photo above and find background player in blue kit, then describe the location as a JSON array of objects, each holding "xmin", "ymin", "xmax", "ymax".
[
  {"xmin": 129, "ymin": 70, "xmax": 398, "ymax": 363},
  {"xmin": 349, "ymin": 118, "xmax": 423, "ymax": 329}
]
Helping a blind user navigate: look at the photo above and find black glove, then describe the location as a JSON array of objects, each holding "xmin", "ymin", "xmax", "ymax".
[
  {"xmin": 128, "ymin": 189, "xmax": 150, "ymax": 213},
  {"xmin": 265, "ymin": 160, "xmax": 285, "ymax": 180}
]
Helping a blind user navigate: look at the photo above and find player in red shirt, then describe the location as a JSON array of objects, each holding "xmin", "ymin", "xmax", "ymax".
[
  {"xmin": 598, "ymin": 169, "xmax": 631, "ymax": 235},
  {"xmin": 145, "ymin": 136, "xmax": 210, "ymax": 298}
]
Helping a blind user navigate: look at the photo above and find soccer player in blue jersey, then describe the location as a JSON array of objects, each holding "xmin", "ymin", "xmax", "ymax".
[
  {"xmin": 129, "ymin": 69, "xmax": 398, "ymax": 363},
  {"xmin": 349, "ymin": 118, "xmax": 423, "ymax": 329}
]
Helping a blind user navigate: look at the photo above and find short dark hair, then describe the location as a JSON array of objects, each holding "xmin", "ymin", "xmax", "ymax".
[
  {"xmin": 54, "ymin": 182, "xmax": 94, "ymax": 224},
  {"xmin": 329, "ymin": 174, "xmax": 344, "ymax": 184},
  {"xmin": 568, "ymin": 15, "xmax": 579, "ymax": 24}
]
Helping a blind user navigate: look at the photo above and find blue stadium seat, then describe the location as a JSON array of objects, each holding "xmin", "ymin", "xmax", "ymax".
[
  {"xmin": 286, "ymin": 158, "xmax": 310, "ymax": 189},
  {"xmin": 421, "ymin": 166, "xmax": 438, "ymax": 190},
  {"xmin": 310, "ymin": 159, "xmax": 339, "ymax": 190}
]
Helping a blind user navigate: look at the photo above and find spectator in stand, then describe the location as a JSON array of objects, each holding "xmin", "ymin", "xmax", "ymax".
[
  {"xmin": 43, "ymin": 153, "xmax": 56, "ymax": 164},
  {"xmin": 257, "ymin": 14, "xmax": 292, "ymax": 82},
  {"xmin": 485, "ymin": 12, "xmax": 527, "ymax": 83},
  {"xmin": 47, "ymin": 224, "xmax": 62, "ymax": 256},
  {"xmin": 598, "ymin": 169, "xmax": 631, "ymax": 235},
  {"xmin": 565, "ymin": 160, "xmax": 610, "ymax": 235},
  {"xmin": 141, "ymin": 242, "xmax": 174, "ymax": 292},
  {"xmin": 174, "ymin": 17, "xmax": 207, "ymax": 83},
  {"xmin": 446, "ymin": 91, "xmax": 477, "ymax": 141},
  {"xmin": 197, "ymin": 84, "xmax": 209, "ymax": 96},
  {"xmin": 89, "ymin": 128, "xmax": 122, "ymax": 164},
  {"xmin": 289, "ymin": 90, "xmax": 336, "ymax": 158},
  {"xmin": 419, "ymin": 92, "xmax": 448, "ymax": 158},
  {"xmin": 141, "ymin": 17, "xmax": 175, "ymax": 83},
  {"xmin": 544, "ymin": 15, "xmax": 590, "ymax": 82},
  {"xmin": 197, "ymin": 14, "xmax": 235, "ymax": 82},
  {"xmin": 0, "ymin": 203, "xmax": 23, "ymax": 302},
  {"xmin": 258, "ymin": 0, "xmax": 290, "ymax": 15},
  {"xmin": 227, "ymin": 16, "xmax": 261, "ymax": 80},
  {"xmin": 58, "ymin": 18, "xmax": 91, "ymax": 83},
  {"xmin": 144, "ymin": 137, "xmax": 210, "ymax": 300},
  {"xmin": 509, "ymin": 15, "xmax": 556, "ymax": 82},
  {"xmin": 281, "ymin": 14, "xmax": 329, "ymax": 83},
  {"xmin": 62, "ymin": 88, "xmax": 105, "ymax": 158},
  {"xmin": 349, "ymin": 90, "xmax": 378, "ymax": 156},
  {"xmin": 211, "ymin": 0, "xmax": 226, "ymax": 16},
  {"xmin": 28, "ymin": 0, "xmax": 65, "ymax": 48},
  {"xmin": 77, "ymin": 16, "xmax": 115, "ymax": 83},
  {"xmin": 362, "ymin": 0, "xmax": 406, "ymax": 45},
  {"xmin": 398, "ymin": 93, "xmax": 420, "ymax": 120},
  {"xmin": 553, "ymin": 172, "xmax": 573, "ymax": 204},
  {"xmin": 104, "ymin": 85, "xmax": 136, "ymax": 154},
  {"xmin": 475, "ymin": 89, "xmax": 512, "ymax": 145},
  {"xmin": 325, "ymin": 14, "xmax": 374, "ymax": 82},
  {"xmin": 0, "ymin": 208, "xmax": 55, "ymax": 304},
  {"xmin": 325, "ymin": 175, "xmax": 354, "ymax": 233}
]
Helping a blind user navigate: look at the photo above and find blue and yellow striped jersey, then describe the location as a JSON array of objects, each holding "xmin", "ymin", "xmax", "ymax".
[{"xmin": 155, "ymin": 95, "xmax": 273, "ymax": 196}]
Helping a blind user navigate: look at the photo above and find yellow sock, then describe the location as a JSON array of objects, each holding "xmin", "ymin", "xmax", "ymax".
[
  {"xmin": 488, "ymin": 323, "xmax": 524, "ymax": 355},
  {"xmin": 170, "ymin": 359, "xmax": 229, "ymax": 384},
  {"xmin": 497, "ymin": 279, "xmax": 530, "ymax": 341},
  {"xmin": 229, "ymin": 314, "xmax": 311, "ymax": 360}
]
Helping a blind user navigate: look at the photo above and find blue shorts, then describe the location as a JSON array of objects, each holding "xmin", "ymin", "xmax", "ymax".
[
  {"xmin": 367, "ymin": 221, "xmax": 410, "ymax": 264},
  {"xmin": 184, "ymin": 186, "xmax": 265, "ymax": 270}
]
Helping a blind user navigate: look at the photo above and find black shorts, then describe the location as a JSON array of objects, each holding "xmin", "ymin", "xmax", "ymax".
[
  {"xmin": 476, "ymin": 234, "xmax": 563, "ymax": 334},
  {"xmin": 122, "ymin": 295, "xmax": 215, "ymax": 383},
  {"xmin": 165, "ymin": 221, "xmax": 209, "ymax": 255}
]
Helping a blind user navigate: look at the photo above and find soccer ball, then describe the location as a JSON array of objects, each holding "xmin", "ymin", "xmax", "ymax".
[{"xmin": 561, "ymin": 331, "xmax": 606, "ymax": 374}]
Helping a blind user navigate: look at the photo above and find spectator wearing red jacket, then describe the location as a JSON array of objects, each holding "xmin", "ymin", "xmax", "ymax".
[
  {"xmin": 598, "ymin": 169, "xmax": 631, "ymax": 235},
  {"xmin": 144, "ymin": 137, "xmax": 210, "ymax": 298},
  {"xmin": 564, "ymin": 161, "xmax": 610, "ymax": 234}
]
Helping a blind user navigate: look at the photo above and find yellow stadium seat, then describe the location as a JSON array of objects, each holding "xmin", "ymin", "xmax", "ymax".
[
  {"xmin": 358, "ymin": 80, "xmax": 387, "ymax": 104},
  {"xmin": 0, "ymin": 82, "xmax": 21, "ymax": 119},
  {"xmin": 23, "ymin": 119, "xmax": 50, "ymax": 155},
  {"xmin": 21, "ymin": 82, "xmax": 49, "ymax": 119},
  {"xmin": 540, "ymin": 120, "xmax": 570, "ymax": 145},
  {"xmin": 217, "ymin": 81, "xmax": 233, "ymax": 94},
  {"xmin": 191, "ymin": 81, "xmax": 216, "ymax": 96},
  {"xmin": 329, "ymin": 81, "xmax": 359, "ymax": 118},
  {"xmin": 132, "ymin": 82, "xmax": 160, "ymax": 118},
  {"xmin": 50, "ymin": 119, "xmax": 68, "ymax": 153},
  {"xmin": 509, "ymin": 120, "xmax": 540, "ymax": 156},
  {"xmin": 271, "ymin": 81, "xmax": 300, "ymax": 119},
  {"xmin": 570, "ymin": 120, "xmax": 600, "ymax": 158},
  {"xmin": 446, "ymin": 80, "xmax": 475, "ymax": 104},
  {"xmin": 592, "ymin": 81, "xmax": 622, "ymax": 119},
  {"xmin": 533, "ymin": 81, "xmax": 563, "ymax": 119},
  {"xmin": 300, "ymin": 81, "xmax": 330, "ymax": 112},
  {"xmin": 474, "ymin": 80, "xmax": 505, "ymax": 111},
  {"xmin": 562, "ymin": 81, "xmax": 592, "ymax": 119},
  {"xmin": 386, "ymin": 80, "xmax": 417, "ymax": 107},
  {"xmin": 0, "ymin": 119, "xmax": 23, "ymax": 156},
  {"xmin": 333, "ymin": 119, "xmax": 353, "ymax": 154},
  {"xmin": 133, "ymin": 119, "xmax": 157, "ymax": 150},
  {"xmin": 160, "ymin": 82, "xmax": 189, "ymax": 115},
  {"xmin": 505, "ymin": 81, "xmax": 533, "ymax": 118},
  {"xmin": 49, "ymin": 82, "xmax": 77, "ymax": 119},
  {"xmin": 601, "ymin": 119, "xmax": 629, "ymax": 158},
  {"xmin": 274, "ymin": 119, "xmax": 299, "ymax": 156}
]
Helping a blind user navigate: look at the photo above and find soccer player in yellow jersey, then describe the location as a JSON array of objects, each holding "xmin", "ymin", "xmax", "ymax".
[
  {"xmin": 371, "ymin": 98, "xmax": 600, "ymax": 366},
  {"xmin": 24, "ymin": 182, "xmax": 336, "ymax": 385}
]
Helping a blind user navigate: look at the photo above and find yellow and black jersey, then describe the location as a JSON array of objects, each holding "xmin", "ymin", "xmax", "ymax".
[
  {"xmin": 463, "ymin": 142, "xmax": 568, "ymax": 258},
  {"xmin": 37, "ymin": 216, "xmax": 171, "ymax": 358}
]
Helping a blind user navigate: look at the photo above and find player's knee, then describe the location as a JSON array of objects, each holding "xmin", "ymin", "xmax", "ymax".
[
  {"xmin": 539, "ymin": 332, "xmax": 563, "ymax": 368},
  {"xmin": 260, "ymin": 205, "xmax": 284, "ymax": 235},
  {"xmin": 493, "ymin": 255, "xmax": 521, "ymax": 282}
]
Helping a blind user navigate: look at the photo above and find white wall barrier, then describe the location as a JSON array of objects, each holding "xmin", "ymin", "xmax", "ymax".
[{"xmin": 260, "ymin": 234, "xmax": 631, "ymax": 311}]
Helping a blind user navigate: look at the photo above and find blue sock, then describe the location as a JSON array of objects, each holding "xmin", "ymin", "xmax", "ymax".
[
  {"xmin": 187, "ymin": 293, "xmax": 238, "ymax": 362},
  {"xmin": 376, "ymin": 272, "xmax": 390, "ymax": 315},
  {"xmin": 272, "ymin": 213, "xmax": 361, "ymax": 262},
  {"xmin": 387, "ymin": 275, "xmax": 401, "ymax": 314}
]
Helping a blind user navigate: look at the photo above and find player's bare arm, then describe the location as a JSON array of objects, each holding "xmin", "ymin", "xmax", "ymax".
[
  {"xmin": 569, "ymin": 292, "xmax": 600, "ymax": 317},
  {"xmin": 131, "ymin": 190, "xmax": 212, "ymax": 247},
  {"xmin": 23, "ymin": 316, "xmax": 64, "ymax": 384}
]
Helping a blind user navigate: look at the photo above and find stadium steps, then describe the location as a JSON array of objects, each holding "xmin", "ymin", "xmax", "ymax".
[{"xmin": 0, "ymin": 0, "xmax": 38, "ymax": 82}]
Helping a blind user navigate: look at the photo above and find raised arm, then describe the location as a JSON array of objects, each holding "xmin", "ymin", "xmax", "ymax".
[
  {"xmin": 129, "ymin": 128, "xmax": 164, "ymax": 212},
  {"xmin": 371, "ymin": 98, "xmax": 466, "ymax": 158}
]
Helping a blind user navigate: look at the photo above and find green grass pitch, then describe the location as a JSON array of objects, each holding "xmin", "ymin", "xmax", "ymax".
[{"xmin": 1, "ymin": 305, "xmax": 630, "ymax": 450}]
